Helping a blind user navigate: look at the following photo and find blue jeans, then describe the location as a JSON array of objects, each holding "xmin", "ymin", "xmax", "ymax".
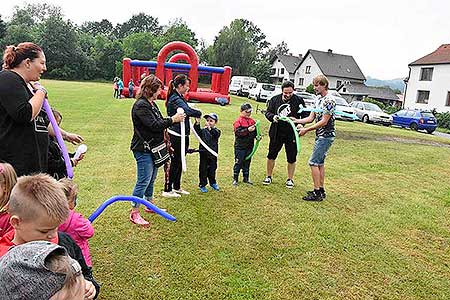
[
  {"xmin": 308, "ymin": 136, "xmax": 335, "ymax": 166},
  {"xmin": 132, "ymin": 151, "xmax": 158, "ymax": 208}
]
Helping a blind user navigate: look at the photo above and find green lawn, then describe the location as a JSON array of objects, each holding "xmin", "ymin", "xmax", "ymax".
[{"xmin": 43, "ymin": 79, "xmax": 450, "ymax": 300}]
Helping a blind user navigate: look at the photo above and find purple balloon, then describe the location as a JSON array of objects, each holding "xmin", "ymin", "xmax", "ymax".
[{"xmin": 42, "ymin": 99, "xmax": 74, "ymax": 179}]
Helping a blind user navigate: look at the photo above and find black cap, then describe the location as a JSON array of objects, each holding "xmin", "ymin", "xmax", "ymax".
[
  {"xmin": 204, "ymin": 113, "xmax": 218, "ymax": 122},
  {"xmin": 240, "ymin": 103, "xmax": 252, "ymax": 112}
]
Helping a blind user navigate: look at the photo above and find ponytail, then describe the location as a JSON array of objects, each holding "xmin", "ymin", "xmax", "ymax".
[{"xmin": 2, "ymin": 42, "xmax": 43, "ymax": 70}]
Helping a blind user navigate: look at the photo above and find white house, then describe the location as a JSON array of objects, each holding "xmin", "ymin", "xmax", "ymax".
[
  {"xmin": 404, "ymin": 44, "xmax": 450, "ymax": 112},
  {"xmin": 269, "ymin": 54, "xmax": 302, "ymax": 84},
  {"xmin": 294, "ymin": 49, "xmax": 366, "ymax": 91}
]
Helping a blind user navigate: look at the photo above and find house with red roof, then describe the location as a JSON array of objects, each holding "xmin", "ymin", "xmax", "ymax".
[{"xmin": 404, "ymin": 44, "xmax": 450, "ymax": 112}]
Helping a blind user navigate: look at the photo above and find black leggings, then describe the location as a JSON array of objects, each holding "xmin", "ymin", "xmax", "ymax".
[{"xmin": 168, "ymin": 135, "xmax": 189, "ymax": 191}]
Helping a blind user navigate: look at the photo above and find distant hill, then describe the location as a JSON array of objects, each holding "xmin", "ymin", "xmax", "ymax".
[{"xmin": 365, "ymin": 76, "xmax": 405, "ymax": 93}]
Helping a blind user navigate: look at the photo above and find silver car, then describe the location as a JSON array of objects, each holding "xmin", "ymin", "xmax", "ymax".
[
  {"xmin": 350, "ymin": 101, "xmax": 392, "ymax": 125},
  {"xmin": 333, "ymin": 97, "xmax": 357, "ymax": 121}
]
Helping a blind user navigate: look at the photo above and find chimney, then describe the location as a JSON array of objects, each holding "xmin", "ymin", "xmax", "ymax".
[
  {"xmin": 289, "ymin": 52, "xmax": 293, "ymax": 56},
  {"xmin": 327, "ymin": 49, "xmax": 333, "ymax": 54}
]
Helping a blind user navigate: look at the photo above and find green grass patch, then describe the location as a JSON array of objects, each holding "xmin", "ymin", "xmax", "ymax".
[{"xmin": 43, "ymin": 80, "xmax": 450, "ymax": 300}]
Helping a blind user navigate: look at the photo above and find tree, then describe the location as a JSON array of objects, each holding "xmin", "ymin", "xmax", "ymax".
[
  {"xmin": 267, "ymin": 41, "xmax": 290, "ymax": 60},
  {"xmin": 80, "ymin": 19, "xmax": 114, "ymax": 38},
  {"xmin": 158, "ymin": 19, "xmax": 198, "ymax": 48},
  {"xmin": 208, "ymin": 19, "xmax": 269, "ymax": 76},
  {"xmin": 91, "ymin": 35, "xmax": 124, "ymax": 79},
  {"xmin": 9, "ymin": 3, "xmax": 62, "ymax": 26},
  {"xmin": 0, "ymin": 15, "xmax": 6, "ymax": 41},
  {"xmin": 115, "ymin": 13, "xmax": 162, "ymax": 38},
  {"xmin": 122, "ymin": 32, "xmax": 158, "ymax": 60},
  {"xmin": 306, "ymin": 84, "xmax": 314, "ymax": 94},
  {"xmin": 38, "ymin": 16, "xmax": 83, "ymax": 79}
]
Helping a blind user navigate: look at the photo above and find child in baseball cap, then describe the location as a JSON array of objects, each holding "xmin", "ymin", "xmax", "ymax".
[{"xmin": 193, "ymin": 113, "xmax": 221, "ymax": 192}]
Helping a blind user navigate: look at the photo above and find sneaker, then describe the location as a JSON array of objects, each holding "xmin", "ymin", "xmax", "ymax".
[
  {"xmin": 161, "ymin": 191, "xmax": 181, "ymax": 198},
  {"xmin": 285, "ymin": 179, "xmax": 294, "ymax": 189},
  {"xmin": 243, "ymin": 178, "xmax": 253, "ymax": 185},
  {"xmin": 262, "ymin": 176, "xmax": 272, "ymax": 185},
  {"xmin": 199, "ymin": 186, "xmax": 208, "ymax": 193},
  {"xmin": 307, "ymin": 189, "xmax": 326, "ymax": 199},
  {"xmin": 232, "ymin": 179, "xmax": 238, "ymax": 186},
  {"xmin": 129, "ymin": 210, "xmax": 150, "ymax": 227},
  {"xmin": 302, "ymin": 191, "xmax": 323, "ymax": 201},
  {"xmin": 144, "ymin": 203, "xmax": 168, "ymax": 213},
  {"xmin": 174, "ymin": 189, "xmax": 190, "ymax": 195},
  {"xmin": 210, "ymin": 183, "xmax": 220, "ymax": 191}
]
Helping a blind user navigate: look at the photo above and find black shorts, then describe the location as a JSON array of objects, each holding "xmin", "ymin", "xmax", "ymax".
[{"xmin": 267, "ymin": 134, "xmax": 297, "ymax": 163}]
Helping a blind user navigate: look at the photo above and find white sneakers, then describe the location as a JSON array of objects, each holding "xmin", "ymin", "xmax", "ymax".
[
  {"xmin": 173, "ymin": 189, "xmax": 190, "ymax": 195},
  {"xmin": 161, "ymin": 191, "xmax": 181, "ymax": 198},
  {"xmin": 161, "ymin": 189, "xmax": 190, "ymax": 198}
]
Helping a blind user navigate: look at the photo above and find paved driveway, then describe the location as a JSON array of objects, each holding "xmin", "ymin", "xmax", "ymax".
[{"xmin": 433, "ymin": 131, "xmax": 450, "ymax": 139}]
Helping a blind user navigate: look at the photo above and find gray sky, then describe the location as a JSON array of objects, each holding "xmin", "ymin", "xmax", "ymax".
[{"xmin": 2, "ymin": 0, "xmax": 450, "ymax": 79}]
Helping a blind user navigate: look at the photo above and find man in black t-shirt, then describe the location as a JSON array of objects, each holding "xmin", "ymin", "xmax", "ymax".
[{"xmin": 263, "ymin": 81, "xmax": 306, "ymax": 189}]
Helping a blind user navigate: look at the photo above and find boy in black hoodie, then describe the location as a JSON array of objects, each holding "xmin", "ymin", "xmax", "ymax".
[{"xmin": 194, "ymin": 113, "xmax": 221, "ymax": 192}]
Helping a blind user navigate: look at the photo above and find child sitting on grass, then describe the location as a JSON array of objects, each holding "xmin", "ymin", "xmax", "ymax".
[
  {"xmin": 232, "ymin": 103, "xmax": 257, "ymax": 186},
  {"xmin": 0, "ymin": 173, "xmax": 100, "ymax": 299},
  {"xmin": 0, "ymin": 162, "xmax": 17, "ymax": 236},
  {"xmin": 194, "ymin": 113, "xmax": 221, "ymax": 192},
  {"xmin": 58, "ymin": 178, "xmax": 95, "ymax": 267}
]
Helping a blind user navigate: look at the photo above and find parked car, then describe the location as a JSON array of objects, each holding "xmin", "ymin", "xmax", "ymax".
[
  {"xmin": 267, "ymin": 84, "xmax": 282, "ymax": 100},
  {"xmin": 391, "ymin": 109, "xmax": 437, "ymax": 134},
  {"xmin": 350, "ymin": 101, "xmax": 392, "ymax": 125},
  {"xmin": 249, "ymin": 83, "xmax": 276, "ymax": 102},
  {"xmin": 229, "ymin": 76, "xmax": 257, "ymax": 97},
  {"xmin": 333, "ymin": 96, "xmax": 357, "ymax": 121},
  {"xmin": 295, "ymin": 91, "xmax": 316, "ymax": 108}
]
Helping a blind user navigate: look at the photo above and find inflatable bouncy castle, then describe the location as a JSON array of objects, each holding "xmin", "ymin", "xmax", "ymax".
[{"xmin": 122, "ymin": 41, "xmax": 232, "ymax": 105}]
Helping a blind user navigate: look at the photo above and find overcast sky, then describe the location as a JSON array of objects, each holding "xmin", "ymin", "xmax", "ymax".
[{"xmin": 2, "ymin": 0, "xmax": 450, "ymax": 79}]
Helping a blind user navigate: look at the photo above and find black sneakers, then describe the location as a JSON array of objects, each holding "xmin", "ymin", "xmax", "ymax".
[{"xmin": 302, "ymin": 190, "xmax": 324, "ymax": 201}]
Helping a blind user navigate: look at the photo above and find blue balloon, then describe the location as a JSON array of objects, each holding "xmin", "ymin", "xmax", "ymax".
[
  {"xmin": 88, "ymin": 196, "xmax": 176, "ymax": 223},
  {"xmin": 298, "ymin": 107, "xmax": 358, "ymax": 120}
]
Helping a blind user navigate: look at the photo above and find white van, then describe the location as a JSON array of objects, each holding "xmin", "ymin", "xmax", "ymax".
[
  {"xmin": 229, "ymin": 76, "xmax": 257, "ymax": 96},
  {"xmin": 249, "ymin": 83, "xmax": 276, "ymax": 102}
]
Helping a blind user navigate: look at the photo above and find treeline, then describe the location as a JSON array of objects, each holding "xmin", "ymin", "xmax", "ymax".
[{"xmin": 0, "ymin": 3, "xmax": 289, "ymax": 82}]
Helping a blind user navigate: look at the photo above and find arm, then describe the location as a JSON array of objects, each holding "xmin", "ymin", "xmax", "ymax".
[
  {"xmin": 136, "ymin": 104, "xmax": 173, "ymax": 131},
  {"xmin": 264, "ymin": 97, "xmax": 277, "ymax": 122},
  {"xmin": 174, "ymin": 97, "xmax": 202, "ymax": 118},
  {"xmin": 210, "ymin": 128, "xmax": 221, "ymax": 139},
  {"xmin": 292, "ymin": 111, "xmax": 316, "ymax": 125},
  {"xmin": 299, "ymin": 114, "xmax": 332, "ymax": 136},
  {"xmin": 0, "ymin": 82, "xmax": 34, "ymax": 123},
  {"xmin": 74, "ymin": 213, "xmax": 95, "ymax": 239},
  {"xmin": 193, "ymin": 122, "xmax": 202, "ymax": 135},
  {"xmin": 48, "ymin": 123, "xmax": 84, "ymax": 144}
]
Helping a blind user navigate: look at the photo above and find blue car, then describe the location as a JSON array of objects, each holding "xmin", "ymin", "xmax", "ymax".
[{"xmin": 391, "ymin": 109, "xmax": 438, "ymax": 134}]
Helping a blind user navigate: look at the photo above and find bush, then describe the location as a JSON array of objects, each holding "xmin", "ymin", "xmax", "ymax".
[
  {"xmin": 435, "ymin": 112, "xmax": 450, "ymax": 130},
  {"xmin": 384, "ymin": 106, "xmax": 401, "ymax": 114},
  {"xmin": 363, "ymin": 97, "xmax": 385, "ymax": 109}
]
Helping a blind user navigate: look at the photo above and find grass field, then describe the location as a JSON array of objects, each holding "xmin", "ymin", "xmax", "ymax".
[{"xmin": 43, "ymin": 79, "xmax": 450, "ymax": 300}]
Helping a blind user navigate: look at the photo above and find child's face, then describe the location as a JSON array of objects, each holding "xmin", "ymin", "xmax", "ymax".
[
  {"xmin": 205, "ymin": 117, "xmax": 216, "ymax": 127},
  {"xmin": 13, "ymin": 213, "xmax": 60, "ymax": 244},
  {"xmin": 241, "ymin": 109, "xmax": 252, "ymax": 117}
]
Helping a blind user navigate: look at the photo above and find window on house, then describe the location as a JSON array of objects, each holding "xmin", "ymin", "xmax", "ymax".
[
  {"xmin": 420, "ymin": 67, "xmax": 433, "ymax": 81},
  {"xmin": 298, "ymin": 78, "xmax": 304, "ymax": 86},
  {"xmin": 416, "ymin": 90, "xmax": 430, "ymax": 104},
  {"xmin": 280, "ymin": 68, "xmax": 285, "ymax": 75},
  {"xmin": 343, "ymin": 87, "xmax": 347, "ymax": 92},
  {"xmin": 270, "ymin": 68, "xmax": 276, "ymax": 75},
  {"xmin": 305, "ymin": 66, "xmax": 311, "ymax": 74},
  {"xmin": 336, "ymin": 80, "xmax": 342, "ymax": 88},
  {"xmin": 446, "ymin": 92, "xmax": 450, "ymax": 106}
]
